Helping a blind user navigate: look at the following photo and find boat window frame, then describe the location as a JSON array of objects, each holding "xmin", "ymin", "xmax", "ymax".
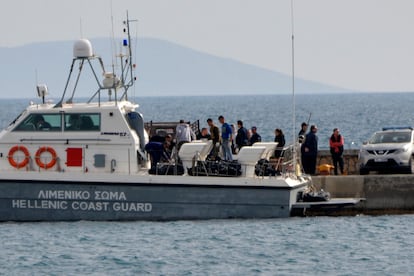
[
  {"xmin": 13, "ymin": 113, "xmax": 62, "ymax": 132},
  {"xmin": 64, "ymin": 113, "xmax": 101, "ymax": 131}
]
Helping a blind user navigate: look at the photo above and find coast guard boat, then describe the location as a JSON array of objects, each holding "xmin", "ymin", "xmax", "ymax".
[{"xmin": 0, "ymin": 16, "xmax": 312, "ymax": 221}]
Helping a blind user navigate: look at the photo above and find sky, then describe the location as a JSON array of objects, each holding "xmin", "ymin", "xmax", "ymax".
[{"xmin": 1, "ymin": 0, "xmax": 414, "ymax": 92}]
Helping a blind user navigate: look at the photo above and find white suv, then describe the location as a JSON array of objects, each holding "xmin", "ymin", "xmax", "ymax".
[{"xmin": 358, "ymin": 127, "xmax": 414, "ymax": 174}]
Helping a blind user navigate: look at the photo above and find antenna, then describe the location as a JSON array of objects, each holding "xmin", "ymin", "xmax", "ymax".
[
  {"xmin": 119, "ymin": 11, "xmax": 138, "ymax": 101},
  {"xmin": 109, "ymin": 0, "xmax": 116, "ymax": 67},
  {"xmin": 132, "ymin": 17, "xmax": 139, "ymax": 101},
  {"xmin": 35, "ymin": 68, "xmax": 38, "ymax": 85},
  {"xmin": 290, "ymin": 0, "xmax": 299, "ymax": 176},
  {"xmin": 108, "ymin": 0, "xmax": 116, "ymax": 101},
  {"xmin": 79, "ymin": 17, "xmax": 83, "ymax": 38}
]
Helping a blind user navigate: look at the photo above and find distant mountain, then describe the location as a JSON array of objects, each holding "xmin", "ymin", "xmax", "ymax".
[{"xmin": 0, "ymin": 38, "xmax": 350, "ymax": 99}]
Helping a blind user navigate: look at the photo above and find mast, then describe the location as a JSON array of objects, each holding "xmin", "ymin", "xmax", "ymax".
[
  {"xmin": 53, "ymin": 12, "xmax": 138, "ymax": 107},
  {"xmin": 290, "ymin": 0, "xmax": 298, "ymax": 176},
  {"xmin": 120, "ymin": 11, "xmax": 138, "ymax": 101}
]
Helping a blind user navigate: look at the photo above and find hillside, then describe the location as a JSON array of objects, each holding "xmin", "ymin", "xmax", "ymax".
[{"xmin": 0, "ymin": 38, "xmax": 349, "ymax": 99}]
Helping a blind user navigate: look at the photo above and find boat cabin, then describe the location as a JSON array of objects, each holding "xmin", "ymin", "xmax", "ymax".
[{"xmin": 0, "ymin": 101, "xmax": 149, "ymax": 174}]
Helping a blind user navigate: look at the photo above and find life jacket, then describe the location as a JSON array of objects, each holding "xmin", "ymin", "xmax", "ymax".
[{"xmin": 330, "ymin": 134, "xmax": 344, "ymax": 154}]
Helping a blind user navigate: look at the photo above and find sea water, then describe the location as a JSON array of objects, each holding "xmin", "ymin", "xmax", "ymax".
[
  {"xmin": 1, "ymin": 216, "xmax": 413, "ymax": 275},
  {"xmin": 132, "ymin": 92, "xmax": 414, "ymax": 149},
  {"xmin": 3, "ymin": 93, "xmax": 414, "ymax": 148},
  {"xmin": 1, "ymin": 93, "xmax": 414, "ymax": 275}
]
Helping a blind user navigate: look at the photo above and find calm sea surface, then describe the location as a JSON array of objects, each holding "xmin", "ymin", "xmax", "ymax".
[
  {"xmin": 3, "ymin": 93, "xmax": 414, "ymax": 148},
  {"xmin": 1, "ymin": 216, "xmax": 414, "ymax": 275},
  {"xmin": 1, "ymin": 93, "xmax": 414, "ymax": 275}
]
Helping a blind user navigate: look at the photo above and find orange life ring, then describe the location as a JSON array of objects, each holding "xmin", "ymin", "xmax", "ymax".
[
  {"xmin": 8, "ymin": 145, "xmax": 30, "ymax": 168},
  {"xmin": 35, "ymin": 146, "xmax": 57, "ymax": 169}
]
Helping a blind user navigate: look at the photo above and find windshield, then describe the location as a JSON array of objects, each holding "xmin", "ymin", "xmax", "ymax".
[
  {"xmin": 8, "ymin": 110, "xmax": 26, "ymax": 127},
  {"xmin": 369, "ymin": 131, "xmax": 411, "ymax": 144}
]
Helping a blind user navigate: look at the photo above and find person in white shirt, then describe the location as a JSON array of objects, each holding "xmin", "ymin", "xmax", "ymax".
[{"xmin": 176, "ymin": 119, "xmax": 196, "ymax": 150}]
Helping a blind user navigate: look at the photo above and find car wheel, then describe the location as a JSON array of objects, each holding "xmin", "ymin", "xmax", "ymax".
[
  {"xmin": 400, "ymin": 158, "xmax": 414, "ymax": 174},
  {"xmin": 407, "ymin": 157, "xmax": 414, "ymax": 174},
  {"xmin": 359, "ymin": 168, "xmax": 369, "ymax": 175},
  {"xmin": 411, "ymin": 157, "xmax": 414, "ymax": 174}
]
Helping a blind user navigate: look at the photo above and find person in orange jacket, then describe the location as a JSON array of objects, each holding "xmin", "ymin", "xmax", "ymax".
[{"xmin": 329, "ymin": 128, "xmax": 345, "ymax": 175}]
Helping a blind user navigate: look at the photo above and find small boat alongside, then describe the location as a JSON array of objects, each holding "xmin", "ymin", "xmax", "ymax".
[{"xmin": 0, "ymin": 15, "xmax": 359, "ymax": 222}]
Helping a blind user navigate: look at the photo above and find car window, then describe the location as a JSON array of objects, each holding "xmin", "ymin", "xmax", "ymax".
[{"xmin": 370, "ymin": 131, "xmax": 411, "ymax": 144}]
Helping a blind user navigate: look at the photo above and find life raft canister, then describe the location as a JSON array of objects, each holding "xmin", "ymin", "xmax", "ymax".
[
  {"xmin": 8, "ymin": 145, "xmax": 30, "ymax": 168},
  {"xmin": 35, "ymin": 146, "xmax": 58, "ymax": 169}
]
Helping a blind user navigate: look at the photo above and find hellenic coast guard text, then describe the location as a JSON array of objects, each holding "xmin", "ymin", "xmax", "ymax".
[{"xmin": 11, "ymin": 190, "xmax": 152, "ymax": 212}]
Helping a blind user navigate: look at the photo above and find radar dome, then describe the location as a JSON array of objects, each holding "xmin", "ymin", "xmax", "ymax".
[{"xmin": 73, "ymin": 39, "xmax": 93, "ymax": 58}]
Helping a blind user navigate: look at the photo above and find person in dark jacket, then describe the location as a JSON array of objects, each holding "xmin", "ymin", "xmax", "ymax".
[
  {"xmin": 301, "ymin": 125, "xmax": 318, "ymax": 174},
  {"xmin": 235, "ymin": 120, "xmax": 248, "ymax": 152},
  {"xmin": 207, "ymin": 118, "xmax": 220, "ymax": 159},
  {"xmin": 274, "ymin": 128, "xmax": 286, "ymax": 158},
  {"xmin": 298, "ymin": 122, "xmax": 308, "ymax": 143},
  {"xmin": 197, "ymin": 127, "xmax": 211, "ymax": 140},
  {"xmin": 145, "ymin": 142, "xmax": 164, "ymax": 173},
  {"xmin": 249, "ymin": 126, "xmax": 261, "ymax": 145}
]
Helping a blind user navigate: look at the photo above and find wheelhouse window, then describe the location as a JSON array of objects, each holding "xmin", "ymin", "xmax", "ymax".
[
  {"xmin": 64, "ymin": 113, "xmax": 100, "ymax": 131},
  {"xmin": 14, "ymin": 114, "xmax": 61, "ymax": 131}
]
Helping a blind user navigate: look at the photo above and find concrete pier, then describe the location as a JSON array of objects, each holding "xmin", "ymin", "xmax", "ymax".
[
  {"xmin": 290, "ymin": 149, "xmax": 414, "ymax": 216},
  {"xmin": 311, "ymin": 175, "xmax": 414, "ymax": 215},
  {"xmin": 316, "ymin": 149, "xmax": 359, "ymax": 175}
]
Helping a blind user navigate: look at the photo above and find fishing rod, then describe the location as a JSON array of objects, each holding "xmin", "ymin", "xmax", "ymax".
[{"xmin": 307, "ymin": 112, "xmax": 312, "ymax": 126}]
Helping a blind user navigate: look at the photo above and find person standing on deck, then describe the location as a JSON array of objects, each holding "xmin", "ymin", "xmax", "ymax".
[
  {"xmin": 249, "ymin": 126, "xmax": 262, "ymax": 145},
  {"xmin": 197, "ymin": 127, "xmax": 211, "ymax": 140},
  {"xmin": 207, "ymin": 118, "xmax": 220, "ymax": 159},
  {"xmin": 301, "ymin": 125, "xmax": 318, "ymax": 175},
  {"xmin": 274, "ymin": 128, "xmax": 286, "ymax": 158},
  {"xmin": 218, "ymin": 115, "xmax": 233, "ymax": 161},
  {"xmin": 176, "ymin": 120, "xmax": 196, "ymax": 151},
  {"xmin": 235, "ymin": 120, "xmax": 248, "ymax": 152},
  {"xmin": 231, "ymin": 124, "xmax": 237, "ymax": 154}
]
